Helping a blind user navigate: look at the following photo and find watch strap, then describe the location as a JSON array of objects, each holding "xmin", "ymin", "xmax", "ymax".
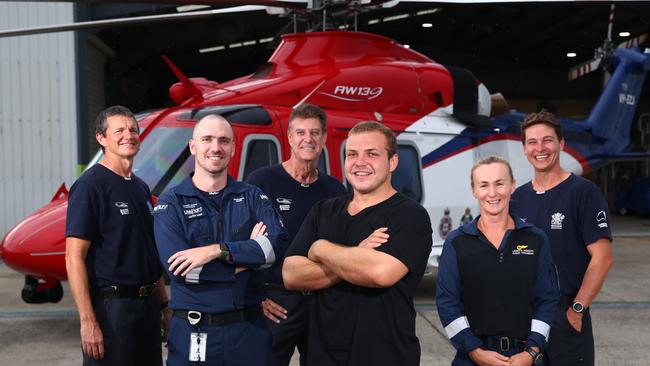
[
  {"xmin": 219, "ymin": 248, "xmax": 230, "ymax": 262},
  {"xmin": 525, "ymin": 347, "xmax": 542, "ymax": 365}
]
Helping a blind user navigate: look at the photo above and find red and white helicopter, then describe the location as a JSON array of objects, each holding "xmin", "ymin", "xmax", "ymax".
[{"xmin": 1, "ymin": 0, "xmax": 649, "ymax": 303}]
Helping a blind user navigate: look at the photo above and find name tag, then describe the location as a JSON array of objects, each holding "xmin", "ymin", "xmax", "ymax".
[{"xmin": 189, "ymin": 332, "xmax": 207, "ymax": 362}]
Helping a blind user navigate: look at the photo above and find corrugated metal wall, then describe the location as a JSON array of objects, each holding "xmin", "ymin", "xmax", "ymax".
[{"xmin": 0, "ymin": 2, "xmax": 78, "ymax": 236}]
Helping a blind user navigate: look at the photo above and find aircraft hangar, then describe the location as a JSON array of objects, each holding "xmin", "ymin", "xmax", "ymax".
[
  {"xmin": 2, "ymin": 2, "xmax": 650, "ymax": 365},
  {"xmin": 1, "ymin": 1, "xmax": 650, "ymax": 234}
]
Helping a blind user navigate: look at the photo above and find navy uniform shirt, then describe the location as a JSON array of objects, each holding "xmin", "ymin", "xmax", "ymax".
[
  {"xmin": 153, "ymin": 175, "xmax": 288, "ymax": 313},
  {"xmin": 65, "ymin": 164, "xmax": 162, "ymax": 287},
  {"xmin": 511, "ymin": 174, "xmax": 612, "ymax": 297},
  {"xmin": 436, "ymin": 215, "xmax": 558, "ymax": 353},
  {"xmin": 245, "ymin": 164, "xmax": 346, "ymax": 285}
]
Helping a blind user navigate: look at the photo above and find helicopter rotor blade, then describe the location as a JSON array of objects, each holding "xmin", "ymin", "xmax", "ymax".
[
  {"xmin": 568, "ymin": 57, "xmax": 602, "ymax": 81},
  {"xmin": 0, "ymin": 5, "xmax": 272, "ymax": 38},
  {"xmin": 617, "ymin": 33, "xmax": 649, "ymax": 50}
]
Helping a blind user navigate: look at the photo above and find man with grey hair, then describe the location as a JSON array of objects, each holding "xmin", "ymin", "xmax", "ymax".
[
  {"xmin": 153, "ymin": 114, "xmax": 287, "ymax": 365},
  {"xmin": 246, "ymin": 104, "xmax": 346, "ymax": 365}
]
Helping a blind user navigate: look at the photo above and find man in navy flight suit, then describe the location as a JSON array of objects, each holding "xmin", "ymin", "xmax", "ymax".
[{"xmin": 153, "ymin": 114, "xmax": 287, "ymax": 365}]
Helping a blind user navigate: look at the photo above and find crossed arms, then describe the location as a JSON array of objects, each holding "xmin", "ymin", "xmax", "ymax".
[{"xmin": 282, "ymin": 228, "xmax": 409, "ymax": 291}]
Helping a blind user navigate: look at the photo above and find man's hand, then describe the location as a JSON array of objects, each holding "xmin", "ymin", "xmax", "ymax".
[
  {"xmin": 250, "ymin": 221, "xmax": 267, "ymax": 238},
  {"xmin": 468, "ymin": 348, "xmax": 511, "ymax": 366},
  {"xmin": 80, "ymin": 317, "xmax": 104, "ymax": 360},
  {"xmin": 566, "ymin": 307, "xmax": 583, "ymax": 332},
  {"xmin": 358, "ymin": 227, "xmax": 389, "ymax": 248},
  {"xmin": 262, "ymin": 298, "xmax": 288, "ymax": 323},
  {"xmin": 509, "ymin": 351, "xmax": 534, "ymax": 366},
  {"xmin": 168, "ymin": 245, "xmax": 220, "ymax": 276},
  {"xmin": 161, "ymin": 307, "xmax": 173, "ymax": 342}
]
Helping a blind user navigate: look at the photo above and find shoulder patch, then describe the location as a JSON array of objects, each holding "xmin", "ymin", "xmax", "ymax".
[{"xmin": 153, "ymin": 203, "xmax": 169, "ymax": 213}]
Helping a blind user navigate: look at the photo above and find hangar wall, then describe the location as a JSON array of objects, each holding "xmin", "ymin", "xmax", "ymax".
[{"xmin": 0, "ymin": 2, "xmax": 78, "ymax": 236}]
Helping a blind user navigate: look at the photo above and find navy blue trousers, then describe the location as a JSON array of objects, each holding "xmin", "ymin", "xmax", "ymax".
[
  {"xmin": 167, "ymin": 312, "xmax": 271, "ymax": 366},
  {"xmin": 545, "ymin": 302, "xmax": 594, "ymax": 366},
  {"xmin": 266, "ymin": 292, "xmax": 311, "ymax": 366},
  {"xmin": 83, "ymin": 296, "xmax": 162, "ymax": 366}
]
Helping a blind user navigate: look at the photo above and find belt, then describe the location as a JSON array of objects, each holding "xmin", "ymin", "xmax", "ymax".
[
  {"xmin": 264, "ymin": 283, "xmax": 312, "ymax": 296},
  {"xmin": 173, "ymin": 306, "xmax": 263, "ymax": 327},
  {"xmin": 481, "ymin": 336, "xmax": 526, "ymax": 352},
  {"xmin": 90, "ymin": 283, "xmax": 157, "ymax": 298}
]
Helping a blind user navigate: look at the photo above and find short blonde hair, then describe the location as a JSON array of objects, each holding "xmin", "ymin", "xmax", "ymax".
[{"xmin": 470, "ymin": 155, "xmax": 514, "ymax": 187}]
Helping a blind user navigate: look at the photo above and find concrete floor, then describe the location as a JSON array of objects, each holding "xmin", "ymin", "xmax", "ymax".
[{"xmin": 1, "ymin": 215, "xmax": 648, "ymax": 365}]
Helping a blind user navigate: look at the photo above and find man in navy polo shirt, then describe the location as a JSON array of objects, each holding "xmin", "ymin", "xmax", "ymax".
[
  {"xmin": 65, "ymin": 106, "xmax": 170, "ymax": 366},
  {"xmin": 511, "ymin": 111, "xmax": 613, "ymax": 366},
  {"xmin": 153, "ymin": 114, "xmax": 287, "ymax": 366},
  {"xmin": 246, "ymin": 104, "xmax": 346, "ymax": 366}
]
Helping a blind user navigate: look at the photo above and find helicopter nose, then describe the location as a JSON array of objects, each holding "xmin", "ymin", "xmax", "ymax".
[{"xmin": 1, "ymin": 197, "xmax": 68, "ymax": 281}]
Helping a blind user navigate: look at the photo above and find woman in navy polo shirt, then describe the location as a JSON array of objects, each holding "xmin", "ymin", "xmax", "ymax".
[{"xmin": 436, "ymin": 156, "xmax": 558, "ymax": 366}]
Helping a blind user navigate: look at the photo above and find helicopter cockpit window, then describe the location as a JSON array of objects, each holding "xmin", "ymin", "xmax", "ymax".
[
  {"xmin": 341, "ymin": 142, "xmax": 422, "ymax": 203},
  {"xmin": 317, "ymin": 147, "xmax": 329, "ymax": 174},
  {"xmin": 132, "ymin": 127, "xmax": 194, "ymax": 196},
  {"xmin": 240, "ymin": 135, "xmax": 281, "ymax": 180},
  {"xmin": 392, "ymin": 144, "xmax": 423, "ymax": 203}
]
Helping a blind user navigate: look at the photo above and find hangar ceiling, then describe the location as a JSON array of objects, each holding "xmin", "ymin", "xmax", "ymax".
[{"xmin": 80, "ymin": 2, "xmax": 650, "ymax": 112}]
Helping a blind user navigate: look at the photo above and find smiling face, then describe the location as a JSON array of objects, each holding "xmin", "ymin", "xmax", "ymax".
[
  {"xmin": 96, "ymin": 115, "xmax": 140, "ymax": 160},
  {"xmin": 471, "ymin": 162, "xmax": 515, "ymax": 217},
  {"xmin": 288, "ymin": 117, "xmax": 326, "ymax": 163},
  {"xmin": 344, "ymin": 130, "xmax": 397, "ymax": 195},
  {"xmin": 189, "ymin": 115, "xmax": 235, "ymax": 176},
  {"xmin": 523, "ymin": 123, "xmax": 565, "ymax": 173}
]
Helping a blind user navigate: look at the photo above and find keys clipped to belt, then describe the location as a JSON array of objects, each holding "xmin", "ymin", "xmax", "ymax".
[{"xmin": 187, "ymin": 311, "xmax": 207, "ymax": 362}]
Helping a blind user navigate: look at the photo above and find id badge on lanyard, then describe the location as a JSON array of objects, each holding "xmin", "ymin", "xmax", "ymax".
[{"xmin": 189, "ymin": 332, "xmax": 207, "ymax": 362}]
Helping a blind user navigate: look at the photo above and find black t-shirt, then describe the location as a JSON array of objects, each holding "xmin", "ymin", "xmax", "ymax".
[
  {"xmin": 246, "ymin": 164, "xmax": 346, "ymax": 284},
  {"xmin": 65, "ymin": 164, "xmax": 162, "ymax": 287},
  {"xmin": 286, "ymin": 193, "xmax": 433, "ymax": 366}
]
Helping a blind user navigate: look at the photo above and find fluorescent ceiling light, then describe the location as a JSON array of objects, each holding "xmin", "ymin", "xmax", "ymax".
[
  {"xmin": 416, "ymin": 8, "xmax": 441, "ymax": 16},
  {"xmin": 243, "ymin": 40, "xmax": 256, "ymax": 46},
  {"xmin": 199, "ymin": 45, "xmax": 225, "ymax": 53},
  {"xmin": 566, "ymin": 52, "xmax": 576, "ymax": 58},
  {"xmin": 176, "ymin": 5, "xmax": 210, "ymax": 13},
  {"xmin": 368, "ymin": 19, "xmax": 380, "ymax": 25},
  {"xmin": 259, "ymin": 37, "xmax": 274, "ymax": 43},
  {"xmin": 619, "ymin": 31, "xmax": 630, "ymax": 37},
  {"xmin": 422, "ymin": 23, "xmax": 433, "ymax": 28},
  {"xmin": 229, "ymin": 42, "xmax": 242, "ymax": 48},
  {"xmin": 383, "ymin": 14, "xmax": 409, "ymax": 22}
]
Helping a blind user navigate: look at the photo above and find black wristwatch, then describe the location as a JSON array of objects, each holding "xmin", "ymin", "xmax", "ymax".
[
  {"xmin": 525, "ymin": 347, "xmax": 543, "ymax": 365},
  {"xmin": 571, "ymin": 301, "xmax": 586, "ymax": 314}
]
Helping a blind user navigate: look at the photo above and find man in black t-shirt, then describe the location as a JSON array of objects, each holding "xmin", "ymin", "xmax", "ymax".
[
  {"xmin": 246, "ymin": 104, "xmax": 346, "ymax": 366},
  {"xmin": 283, "ymin": 121, "xmax": 432, "ymax": 366},
  {"xmin": 65, "ymin": 106, "xmax": 170, "ymax": 366}
]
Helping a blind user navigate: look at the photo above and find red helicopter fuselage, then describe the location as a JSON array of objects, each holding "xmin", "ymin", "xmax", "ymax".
[{"xmin": 0, "ymin": 31, "xmax": 498, "ymax": 302}]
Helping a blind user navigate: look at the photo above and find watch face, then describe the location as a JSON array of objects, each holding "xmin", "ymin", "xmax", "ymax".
[
  {"xmin": 533, "ymin": 353, "xmax": 543, "ymax": 365},
  {"xmin": 572, "ymin": 301, "xmax": 585, "ymax": 313}
]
